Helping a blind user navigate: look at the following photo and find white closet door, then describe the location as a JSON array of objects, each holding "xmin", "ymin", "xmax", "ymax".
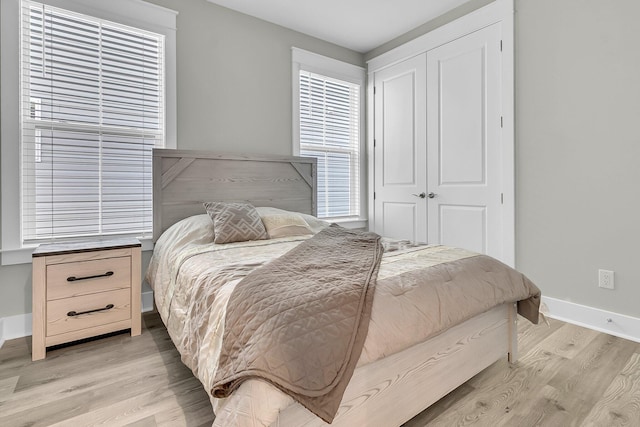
[
  {"xmin": 426, "ymin": 23, "xmax": 503, "ymax": 258},
  {"xmin": 373, "ymin": 54, "xmax": 427, "ymax": 242}
]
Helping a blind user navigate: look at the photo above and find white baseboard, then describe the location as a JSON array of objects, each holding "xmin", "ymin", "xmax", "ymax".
[
  {"xmin": 542, "ymin": 296, "xmax": 640, "ymax": 344},
  {"xmin": 0, "ymin": 312, "xmax": 33, "ymax": 344},
  {"xmin": 0, "ymin": 290, "xmax": 155, "ymax": 349}
]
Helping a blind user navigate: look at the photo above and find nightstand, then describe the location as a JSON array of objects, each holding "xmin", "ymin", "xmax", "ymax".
[{"xmin": 32, "ymin": 238, "xmax": 142, "ymax": 361}]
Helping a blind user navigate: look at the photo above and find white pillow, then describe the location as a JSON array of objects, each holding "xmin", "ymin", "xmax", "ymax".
[{"xmin": 255, "ymin": 207, "xmax": 329, "ymax": 236}]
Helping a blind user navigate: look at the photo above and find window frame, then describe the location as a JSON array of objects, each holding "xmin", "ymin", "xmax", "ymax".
[
  {"xmin": 1, "ymin": 0, "xmax": 177, "ymax": 265},
  {"xmin": 291, "ymin": 47, "xmax": 366, "ymax": 226}
]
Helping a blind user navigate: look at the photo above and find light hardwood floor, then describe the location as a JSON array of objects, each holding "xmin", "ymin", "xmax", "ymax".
[{"xmin": 1, "ymin": 313, "xmax": 639, "ymax": 426}]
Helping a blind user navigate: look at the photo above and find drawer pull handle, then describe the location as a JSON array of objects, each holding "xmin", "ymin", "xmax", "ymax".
[
  {"xmin": 67, "ymin": 271, "xmax": 114, "ymax": 282},
  {"xmin": 67, "ymin": 304, "xmax": 115, "ymax": 317}
]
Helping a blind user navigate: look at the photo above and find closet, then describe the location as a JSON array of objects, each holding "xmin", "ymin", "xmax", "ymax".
[{"xmin": 368, "ymin": 0, "xmax": 515, "ymax": 265}]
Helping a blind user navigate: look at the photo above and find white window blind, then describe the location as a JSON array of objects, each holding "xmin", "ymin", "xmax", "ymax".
[
  {"xmin": 299, "ymin": 70, "xmax": 360, "ymax": 218},
  {"xmin": 21, "ymin": 1, "xmax": 165, "ymax": 243}
]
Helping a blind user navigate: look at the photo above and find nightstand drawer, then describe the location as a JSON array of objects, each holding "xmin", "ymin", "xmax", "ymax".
[
  {"xmin": 46, "ymin": 288, "xmax": 131, "ymax": 337},
  {"xmin": 46, "ymin": 256, "xmax": 131, "ymax": 301}
]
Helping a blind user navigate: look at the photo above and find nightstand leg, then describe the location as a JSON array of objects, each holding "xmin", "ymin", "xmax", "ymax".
[
  {"xmin": 130, "ymin": 246, "xmax": 142, "ymax": 336},
  {"xmin": 32, "ymin": 257, "xmax": 47, "ymax": 361}
]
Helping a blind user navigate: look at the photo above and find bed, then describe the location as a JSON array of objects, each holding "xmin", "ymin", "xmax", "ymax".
[{"xmin": 147, "ymin": 149, "xmax": 541, "ymax": 426}]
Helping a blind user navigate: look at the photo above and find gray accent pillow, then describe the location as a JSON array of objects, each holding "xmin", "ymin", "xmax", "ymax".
[{"xmin": 204, "ymin": 202, "xmax": 268, "ymax": 244}]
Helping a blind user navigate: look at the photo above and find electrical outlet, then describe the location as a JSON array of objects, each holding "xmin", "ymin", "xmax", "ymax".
[{"xmin": 598, "ymin": 269, "xmax": 614, "ymax": 290}]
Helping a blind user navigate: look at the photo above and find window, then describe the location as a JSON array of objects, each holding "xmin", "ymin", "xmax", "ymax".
[
  {"xmin": 22, "ymin": 1, "xmax": 164, "ymax": 242},
  {"xmin": 1, "ymin": 0, "xmax": 176, "ymax": 264},
  {"xmin": 292, "ymin": 48, "xmax": 364, "ymax": 220}
]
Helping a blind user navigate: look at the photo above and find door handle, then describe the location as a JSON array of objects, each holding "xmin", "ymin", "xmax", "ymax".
[{"xmin": 412, "ymin": 192, "xmax": 437, "ymax": 199}]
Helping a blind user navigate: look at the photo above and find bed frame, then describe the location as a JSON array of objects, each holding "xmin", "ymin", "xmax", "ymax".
[
  {"xmin": 152, "ymin": 149, "xmax": 518, "ymax": 427},
  {"xmin": 276, "ymin": 304, "xmax": 517, "ymax": 426}
]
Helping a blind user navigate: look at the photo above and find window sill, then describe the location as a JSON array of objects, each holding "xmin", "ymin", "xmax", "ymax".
[{"xmin": 1, "ymin": 238, "xmax": 155, "ymax": 266}]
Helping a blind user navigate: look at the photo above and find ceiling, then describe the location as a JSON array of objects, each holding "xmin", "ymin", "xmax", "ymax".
[{"xmin": 205, "ymin": 0, "xmax": 472, "ymax": 53}]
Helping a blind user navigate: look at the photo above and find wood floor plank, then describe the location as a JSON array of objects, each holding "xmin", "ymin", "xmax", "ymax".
[
  {"xmin": 548, "ymin": 332, "xmax": 637, "ymax": 423},
  {"xmin": 496, "ymin": 383, "xmax": 592, "ymax": 427},
  {"xmin": 2, "ymin": 375, "xmax": 176, "ymax": 426},
  {"xmin": 13, "ymin": 332, "xmax": 175, "ymax": 394},
  {"xmin": 1, "ymin": 351, "xmax": 185, "ymax": 417},
  {"xmin": 419, "ymin": 346, "xmax": 568, "ymax": 426},
  {"xmin": 536, "ymin": 322, "xmax": 600, "ymax": 360},
  {"xmin": 0, "ymin": 376, "xmax": 19, "ymax": 402},
  {"xmin": 516, "ymin": 315, "xmax": 564, "ymax": 356},
  {"xmin": 47, "ymin": 378, "xmax": 207, "ymax": 427},
  {"xmin": 124, "ymin": 415, "xmax": 158, "ymax": 427},
  {"xmin": 464, "ymin": 358, "xmax": 508, "ymax": 389},
  {"xmin": 0, "ymin": 337, "xmax": 33, "ymax": 381},
  {"xmin": 153, "ymin": 396, "xmax": 217, "ymax": 427},
  {"xmin": 580, "ymin": 352, "xmax": 640, "ymax": 427},
  {"xmin": 402, "ymin": 382, "xmax": 476, "ymax": 426}
]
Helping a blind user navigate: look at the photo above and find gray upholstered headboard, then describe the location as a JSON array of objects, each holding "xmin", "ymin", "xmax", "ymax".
[{"xmin": 152, "ymin": 149, "xmax": 317, "ymax": 241}]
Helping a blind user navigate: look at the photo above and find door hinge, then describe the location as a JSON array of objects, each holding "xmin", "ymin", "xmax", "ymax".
[
  {"xmin": 374, "ymin": 139, "xmax": 376, "ymax": 148},
  {"xmin": 501, "ymin": 116, "xmax": 503, "ymax": 128},
  {"xmin": 374, "ymin": 192, "xmax": 376, "ymax": 200},
  {"xmin": 373, "ymin": 86, "xmax": 376, "ymax": 95},
  {"xmin": 501, "ymin": 193, "xmax": 504, "ymax": 204},
  {"xmin": 500, "ymin": 40, "xmax": 503, "ymax": 51}
]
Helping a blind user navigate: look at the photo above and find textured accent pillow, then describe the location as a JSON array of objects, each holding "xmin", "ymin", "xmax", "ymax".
[
  {"xmin": 204, "ymin": 202, "xmax": 268, "ymax": 244},
  {"xmin": 256, "ymin": 207, "xmax": 314, "ymax": 239}
]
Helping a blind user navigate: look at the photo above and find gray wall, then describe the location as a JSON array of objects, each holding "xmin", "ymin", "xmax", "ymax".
[
  {"xmin": 0, "ymin": 0, "xmax": 363, "ymax": 318},
  {"xmin": 146, "ymin": 0, "xmax": 363, "ymax": 155},
  {"xmin": 515, "ymin": 0, "xmax": 640, "ymax": 318},
  {"xmin": 367, "ymin": 0, "xmax": 640, "ymax": 319}
]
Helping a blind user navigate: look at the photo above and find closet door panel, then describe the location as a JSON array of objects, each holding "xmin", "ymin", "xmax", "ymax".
[
  {"xmin": 373, "ymin": 54, "xmax": 427, "ymax": 242},
  {"xmin": 426, "ymin": 23, "xmax": 502, "ymax": 258}
]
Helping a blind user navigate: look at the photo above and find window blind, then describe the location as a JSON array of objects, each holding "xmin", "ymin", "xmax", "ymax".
[
  {"xmin": 299, "ymin": 70, "xmax": 360, "ymax": 218},
  {"xmin": 21, "ymin": 1, "xmax": 165, "ymax": 242}
]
